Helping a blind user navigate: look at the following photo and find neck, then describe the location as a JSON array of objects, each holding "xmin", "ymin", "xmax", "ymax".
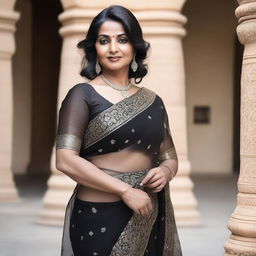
[{"xmin": 101, "ymin": 69, "xmax": 130, "ymax": 86}]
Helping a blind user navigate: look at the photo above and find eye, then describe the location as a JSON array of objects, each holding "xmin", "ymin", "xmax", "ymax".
[
  {"xmin": 98, "ymin": 38, "xmax": 109, "ymax": 45},
  {"xmin": 118, "ymin": 37, "xmax": 129, "ymax": 44}
]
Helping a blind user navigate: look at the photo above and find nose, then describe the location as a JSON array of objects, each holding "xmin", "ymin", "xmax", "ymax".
[{"xmin": 109, "ymin": 39, "xmax": 118, "ymax": 54}]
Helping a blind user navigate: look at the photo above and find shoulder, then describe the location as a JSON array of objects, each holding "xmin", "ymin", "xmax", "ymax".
[
  {"xmin": 68, "ymin": 83, "xmax": 93, "ymax": 94},
  {"xmin": 64, "ymin": 83, "xmax": 95, "ymax": 101},
  {"xmin": 142, "ymin": 87, "xmax": 164, "ymax": 103}
]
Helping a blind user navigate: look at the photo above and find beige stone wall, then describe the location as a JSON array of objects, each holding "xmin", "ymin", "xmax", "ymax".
[
  {"xmin": 183, "ymin": 0, "xmax": 237, "ymax": 174},
  {"xmin": 12, "ymin": 0, "xmax": 32, "ymax": 175}
]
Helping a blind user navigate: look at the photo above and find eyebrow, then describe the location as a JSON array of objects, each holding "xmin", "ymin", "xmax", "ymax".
[{"xmin": 97, "ymin": 33, "xmax": 127, "ymax": 38}]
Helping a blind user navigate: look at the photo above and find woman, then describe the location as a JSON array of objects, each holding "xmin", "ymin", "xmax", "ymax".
[{"xmin": 56, "ymin": 5, "xmax": 182, "ymax": 256}]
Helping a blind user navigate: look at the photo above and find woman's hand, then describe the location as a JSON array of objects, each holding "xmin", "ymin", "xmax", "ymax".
[
  {"xmin": 120, "ymin": 187, "xmax": 153, "ymax": 216},
  {"xmin": 140, "ymin": 166, "xmax": 170, "ymax": 193}
]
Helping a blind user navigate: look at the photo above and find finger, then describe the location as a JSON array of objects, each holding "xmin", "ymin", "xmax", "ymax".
[
  {"xmin": 146, "ymin": 175, "xmax": 162, "ymax": 184},
  {"xmin": 134, "ymin": 208, "xmax": 140, "ymax": 215},
  {"xmin": 140, "ymin": 171, "xmax": 156, "ymax": 186},
  {"xmin": 144, "ymin": 179, "xmax": 163, "ymax": 189},
  {"xmin": 144, "ymin": 206, "xmax": 150, "ymax": 216},
  {"xmin": 144, "ymin": 204, "xmax": 151, "ymax": 215},
  {"xmin": 152, "ymin": 185, "xmax": 164, "ymax": 193},
  {"xmin": 147, "ymin": 202, "xmax": 153, "ymax": 214},
  {"xmin": 139, "ymin": 208, "xmax": 146, "ymax": 216}
]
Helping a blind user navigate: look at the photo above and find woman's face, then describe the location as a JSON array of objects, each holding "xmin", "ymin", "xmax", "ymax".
[{"xmin": 95, "ymin": 20, "xmax": 134, "ymax": 73}]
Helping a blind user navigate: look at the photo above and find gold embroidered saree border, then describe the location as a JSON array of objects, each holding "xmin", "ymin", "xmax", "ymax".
[
  {"xmin": 60, "ymin": 170, "xmax": 182, "ymax": 256},
  {"xmin": 109, "ymin": 170, "xmax": 158, "ymax": 256},
  {"xmin": 159, "ymin": 146, "xmax": 178, "ymax": 162},
  {"xmin": 56, "ymin": 133, "xmax": 82, "ymax": 153},
  {"xmin": 83, "ymin": 87, "xmax": 156, "ymax": 149},
  {"xmin": 163, "ymin": 184, "xmax": 183, "ymax": 256}
]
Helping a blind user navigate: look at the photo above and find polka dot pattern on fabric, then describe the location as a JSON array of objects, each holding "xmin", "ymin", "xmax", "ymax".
[
  {"xmin": 92, "ymin": 207, "xmax": 97, "ymax": 213},
  {"xmin": 101, "ymin": 227, "xmax": 106, "ymax": 233}
]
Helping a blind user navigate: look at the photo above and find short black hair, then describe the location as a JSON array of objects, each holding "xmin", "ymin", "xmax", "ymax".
[{"xmin": 77, "ymin": 5, "xmax": 150, "ymax": 84}]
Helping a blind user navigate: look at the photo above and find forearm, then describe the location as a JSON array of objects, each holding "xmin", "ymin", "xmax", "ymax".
[
  {"xmin": 159, "ymin": 159, "xmax": 178, "ymax": 181},
  {"xmin": 56, "ymin": 149, "xmax": 130, "ymax": 196}
]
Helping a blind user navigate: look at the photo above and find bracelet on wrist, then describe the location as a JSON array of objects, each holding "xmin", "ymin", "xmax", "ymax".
[{"xmin": 161, "ymin": 165, "xmax": 175, "ymax": 181}]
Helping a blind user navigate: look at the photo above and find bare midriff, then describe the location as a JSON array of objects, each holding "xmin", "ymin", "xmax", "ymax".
[{"xmin": 76, "ymin": 150, "xmax": 152, "ymax": 202}]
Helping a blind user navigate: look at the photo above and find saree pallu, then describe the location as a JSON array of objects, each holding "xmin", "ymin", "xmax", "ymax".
[
  {"xmin": 61, "ymin": 169, "xmax": 182, "ymax": 256},
  {"xmin": 57, "ymin": 86, "xmax": 182, "ymax": 255}
]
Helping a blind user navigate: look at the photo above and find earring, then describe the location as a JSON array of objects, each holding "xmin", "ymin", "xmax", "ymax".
[
  {"xmin": 131, "ymin": 55, "xmax": 138, "ymax": 72},
  {"xmin": 95, "ymin": 59, "xmax": 101, "ymax": 74}
]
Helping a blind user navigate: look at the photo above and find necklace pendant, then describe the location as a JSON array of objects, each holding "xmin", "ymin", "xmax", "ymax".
[{"xmin": 121, "ymin": 90, "xmax": 130, "ymax": 98}]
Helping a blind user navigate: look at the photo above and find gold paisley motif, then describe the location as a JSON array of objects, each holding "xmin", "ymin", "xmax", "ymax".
[
  {"xmin": 56, "ymin": 134, "xmax": 82, "ymax": 153},
  {"xmin": 109, "ymin": 170, "xmax": 158, "ymax": 256},
  {"xmin": 83, "ymin": 88, "xmax": 156, "ymax": 149}
]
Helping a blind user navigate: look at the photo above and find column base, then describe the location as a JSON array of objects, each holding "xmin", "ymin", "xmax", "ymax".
[
  {"xmin": 175, "ymin": 211, "xmax": 201, "ymax": 226},
  {"xmin": 170, "ymin": 176, "xmax": 201, "ymax": 226},
  {"xmin": 37, "ymin": 173, "xmax": 75, "ymax": 226},
  {"xmin": 0, "ymin": 169, "xmax": 19, "ymax": 201},
  {"xmin": 224, "ymin": 235, "xmax": 256, "ymax": 256},
  {"xmin": 0, "ymin": 187, "xmax": 19, "ymax": 201}
]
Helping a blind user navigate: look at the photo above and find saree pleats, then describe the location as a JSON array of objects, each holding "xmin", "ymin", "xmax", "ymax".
[
  {"xmin": 61, "ymin": 169, "xmax": 182, "ymax": 256},
  {"xmin": 109, "ymin": 170, "xmax": 158, "ymax": 256}
]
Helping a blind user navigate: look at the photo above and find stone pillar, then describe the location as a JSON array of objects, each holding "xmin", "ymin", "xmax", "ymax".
[
  {"xmin": 38, "ymin": 5, "xmax": 85, "ymax": 225},
  {"xmin": 140, "ymin": 2, "xmax": 200, "ymax": 226},
  {"xmin": 39, "ymin": 0, "xmax": 201, "ymax": 226},
  {"xmin": 0, "ymin": 1, "xmax": 20, "ymax": 201},
  {"xmin": 224, "ymin": 1, "xmax": 256, "ymax": 255}
]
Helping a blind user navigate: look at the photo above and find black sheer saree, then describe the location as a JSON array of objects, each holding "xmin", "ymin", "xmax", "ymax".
[{"xmin": 56, "ymin": 83, "xmax": 182, "ymax": 256}]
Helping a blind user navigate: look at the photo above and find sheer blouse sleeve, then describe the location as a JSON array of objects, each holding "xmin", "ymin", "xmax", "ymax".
[
  {"xmin": 158, "ymin": 105, "xmax": 178, "ymax": 162},
  {"xmin": 55, "ymin": 84, "xmax": 89, "ymax": 154}
]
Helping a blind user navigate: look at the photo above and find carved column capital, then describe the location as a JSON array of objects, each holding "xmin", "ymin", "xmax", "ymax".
[
  {"xmin": 0, "ymin": 9, "xmax": 19, "ymax": 59},
  {"xmin": 235, "ymin": 1, "xmax": 256, "ymax": 45},
  {"xmin": 60, "ymin": 0, "xmax": 187, "ymax": 12},
  {"xmin": 58, "ymin": 8, "xmax": 187, "ymax": 38}
]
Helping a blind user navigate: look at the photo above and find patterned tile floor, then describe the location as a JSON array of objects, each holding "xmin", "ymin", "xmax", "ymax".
[{"xmin": 0, "ymin": 173, "xmax": 238, "ymax": 256}]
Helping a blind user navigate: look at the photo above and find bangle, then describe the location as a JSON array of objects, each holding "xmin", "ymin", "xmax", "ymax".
[{"xmin": 161, "ymin": 165, "xmax": 175, "ymax": 181}]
